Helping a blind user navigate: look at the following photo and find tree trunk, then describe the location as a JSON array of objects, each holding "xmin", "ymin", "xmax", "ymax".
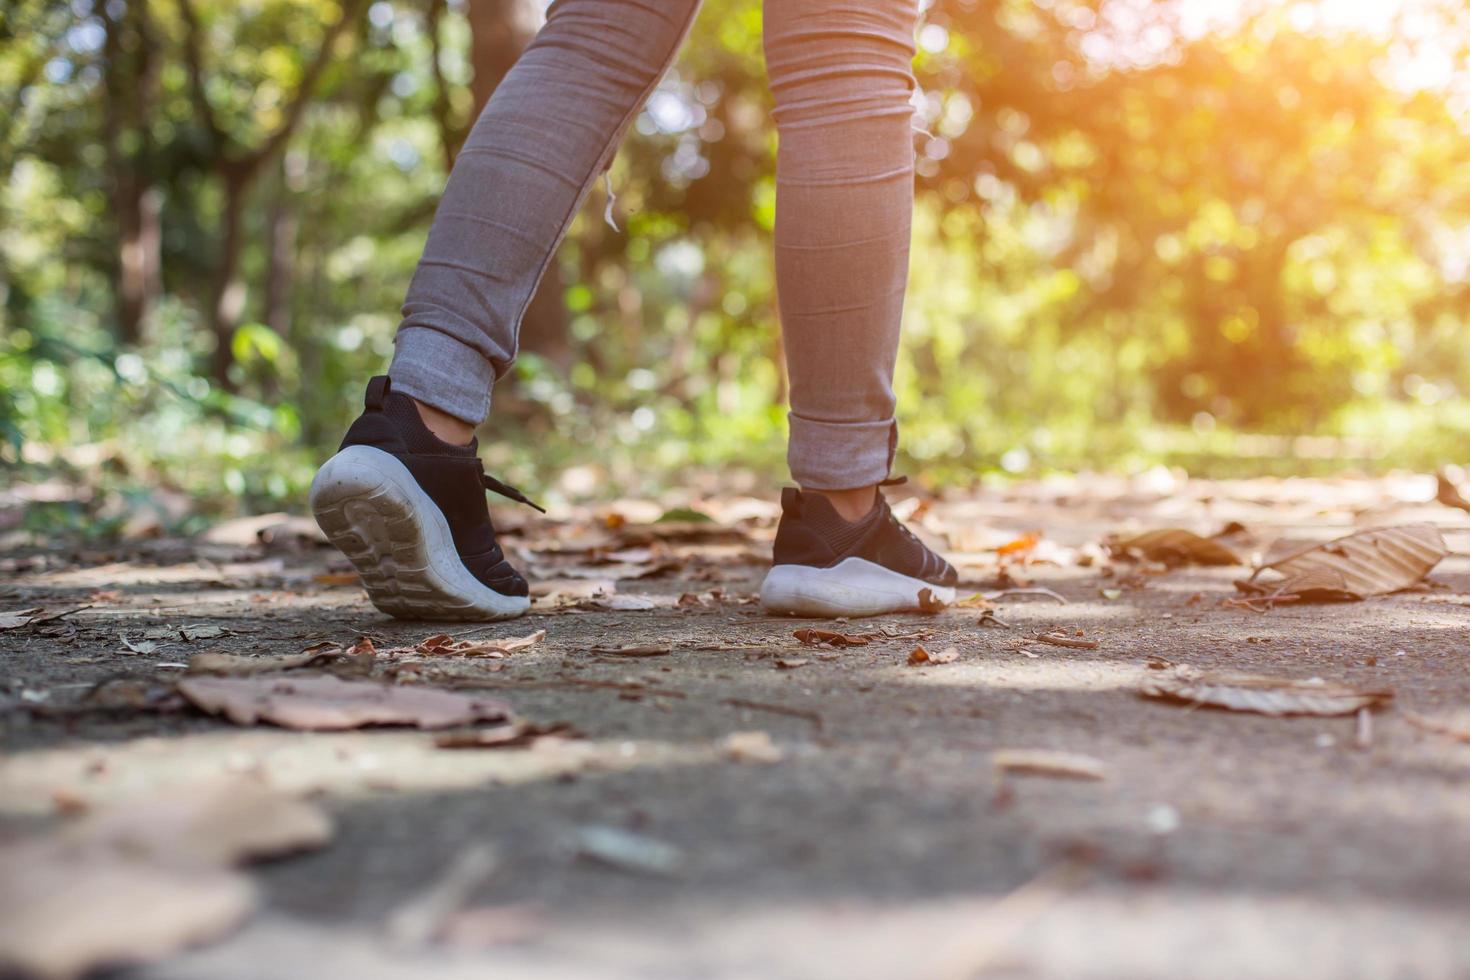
[
  {"xmin": 465, "ymin": 0, "xmax": 572, "ymax": 370},
  {"xmin": 100, "ymin": 0, "xmax": 162, "ymax": 346},
  {"xmin": 264, "ymin": 164, "xmax": 299, "ymax": 340},
  {"xmin": 113, "ymin": 176, "xmax": 156, "ymax": 345},
  {"xmin": 209, "ymin": 170, "xmax": 249, "ymax": 387},
  {"xmin": 466, "ymin": 0, "xmax": 542, "ymax": 113}
]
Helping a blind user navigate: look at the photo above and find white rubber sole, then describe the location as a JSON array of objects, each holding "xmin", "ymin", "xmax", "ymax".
[
  {"xmin": 309, "ymin": 445, "xmax": 530, "ymax": 621},
  {"xmin": 759, "ymin": 556, "xmax": 957, "ymax": 618}
]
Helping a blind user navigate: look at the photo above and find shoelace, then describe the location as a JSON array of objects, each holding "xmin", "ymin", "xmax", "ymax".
[
  {"xmin": 876, "ymin": 477, "xmax": 919, "ymax": 542},
  {"xmin": 480, "ymin": 469, "xmax": 546, "ymax": 513}
]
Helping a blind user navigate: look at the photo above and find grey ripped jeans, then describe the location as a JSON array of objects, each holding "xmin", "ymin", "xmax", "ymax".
[{"xmin": 389, "ymin": 0, "xmax": 919, "ymax": 490}]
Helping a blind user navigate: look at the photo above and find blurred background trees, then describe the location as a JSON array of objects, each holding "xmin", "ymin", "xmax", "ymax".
[{"xmin": 4, "ymin": 0, "xmax": 1470, "ymax": 528}]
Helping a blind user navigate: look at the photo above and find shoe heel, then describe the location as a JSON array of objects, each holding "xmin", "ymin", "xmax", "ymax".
[{"xmin": 310, "ymin": 446, "xmax": 529, "ymax": 621}]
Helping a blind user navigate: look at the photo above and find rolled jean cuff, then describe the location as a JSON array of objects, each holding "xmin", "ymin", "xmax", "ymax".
[
  {"xmin": 388, "ymin": 327, "xmax": 496, "ymax": 426},
  {"xmin": 787, "ymin": 413, "xmax": 896, "ymax": 490}
]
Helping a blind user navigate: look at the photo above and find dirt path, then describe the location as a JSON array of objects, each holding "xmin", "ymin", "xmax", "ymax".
[{"xmin": 4, "ymin": 473, "xmax": 1470, "ymax": 979}]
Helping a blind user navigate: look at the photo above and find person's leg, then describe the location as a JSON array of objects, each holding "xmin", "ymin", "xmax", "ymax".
[
  {"xmin": 764, "ymin": 0, "xmax": 919, "ymax": 517},
  {"xmin": 759, "ymin": 0, "xmax": 957, "ymax": 617},
  {"xmin": 313, "ymin": 0, "xmax": 702, "ymax": 621},
  {"xmin": 389, "ymin": 0, "xmax": 704, "ymax": 435}
]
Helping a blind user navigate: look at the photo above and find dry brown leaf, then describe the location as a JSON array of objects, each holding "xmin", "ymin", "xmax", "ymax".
[
  {"xmin": 996, "ymin": 531, "xmax": 1041, "ymax": 557},
  {"xmin": 1239, "ymin": 524, "xmax": 1448, "ymax": 600},
  {"xmin": 722, "ymin": 730, "xmax": 784, "ymax": 764},
  {"xmin": 557, "ymin": 562, "xmax": 668, "ymax": 581},
  {"xmin": 435, "ymin": 720, "xmax": 577, "ymax": 749},
  {"xmin": 0, "ymin": 781, "xmax": 331, "ymax": 978},
  {"xmin": 907, "ymin": 645, "xmax": 958, "ymax": 665},
  {"xmin": 793, "ymin": 628, "xmax": 875, "ymax": 648},
  {"xmin": 992, "ymin": 749, "xmax": 1108, "ymax": 780},
  {"xmin": 177, "ymin": 674, "xmax": 514, "ymax": 731},
  {"xmin": 416, "ymin": 629, "xmax": 545, "ymax": 657},
  {"xmin": 0, "ymin": 842, "xmax": 255, "ymax": 980},
  {"xmin": 1435, "ymin": 472, "xmax": 1470, "ymax": 514},
  {"xmin": 187, "ymin": 651, "xmax": 312, "ymax": 675},
  {"xmin": 917, "ymin": 588, "xmax": 950, "ymax": 613},
  {"xmin": 0, "ymin": 606, "xmax": 87, "ymax": 631},
  {"xmin": 1141, "ymin": 667, "xmax": 1392, "ymax": 717},
  {"xmin": 588, "ymin": 594, "xmax": 680, "ymax": 611},
  {"xmin": 64, "ymin": 781, "xmax": 333, "ymax": 867},
  {"xmin": 530, "ymin": 578, "xmax": 616, "ymax": 609},
  {"xmin": 1108, "ymin": 529, "xmax": 1241, "ymax": 567}
]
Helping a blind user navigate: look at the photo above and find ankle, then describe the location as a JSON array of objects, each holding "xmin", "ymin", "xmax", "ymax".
[
  {"xmin": 804, "ymin": 485, "xmax": 877, "ymax": 523},
  {"xmin": 411, "ymin": 398, "xmax": 475, "ymax": 446}
]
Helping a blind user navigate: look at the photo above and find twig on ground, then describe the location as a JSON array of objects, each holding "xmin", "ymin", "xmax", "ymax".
[
  {"xmin": 588, "ymin": 644, "xmax": 672, "ymax": 658},
  {"xmin": 1032, "ymin": 632, "xmax": 1099, "ymax": 650},
  {"xmin": 1221, "ymin": 592, "xmax": 1300, "ymax": 613},
  {"xmin": 689, "ymin": 643, "xmax": 773, "ymax": 652},
  {"xmin": 6, "ymin": 604, "xmax": 94, "ymax": 629},
  {"xmin": 386, "ymin": 844, "xmax": 499, "ymax": 948},
  {"xmin": 721, "ymin": 697, "xmax": 823, "ymax": 731},
  {"xmin": 984, "ymin": 588, "xmax": 1068, "ymax": 605},
  {"xmin": 979, "ymin": 610, "xmax": 1013, "ymax": 629}
]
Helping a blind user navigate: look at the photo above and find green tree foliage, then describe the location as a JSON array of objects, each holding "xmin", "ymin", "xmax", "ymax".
[{"xmin": 3, "ymin": 0, "xmax": 1470, "ymax": 521}]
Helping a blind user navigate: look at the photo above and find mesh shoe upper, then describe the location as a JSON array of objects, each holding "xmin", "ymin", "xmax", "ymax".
[
  {"xmin": 770, "ymin": 487, "xmax": 957, "ymax": 587},
  {"xmin": 339, "ymin": 376, "xmax": 530, "ymax": 597}
]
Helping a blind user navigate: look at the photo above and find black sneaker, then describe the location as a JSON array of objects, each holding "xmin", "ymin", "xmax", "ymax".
[
  {"xmin": 760, "ymin": 486, "xmax": 958, "ymax": 617},
  {"xmin": 309, "ymin": 376, "xmax": 540, "ymax": 620}
]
